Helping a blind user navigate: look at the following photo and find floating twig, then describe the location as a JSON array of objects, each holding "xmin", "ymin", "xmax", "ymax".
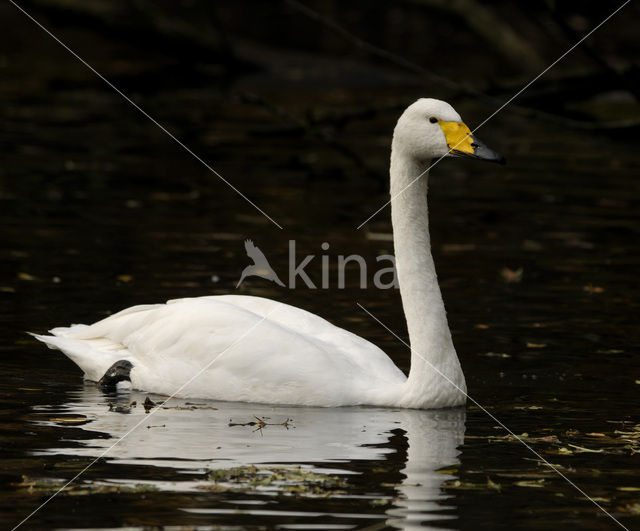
[{"xmin": 228, "ymin": 415, "xmax": 295, "ymax": 433}]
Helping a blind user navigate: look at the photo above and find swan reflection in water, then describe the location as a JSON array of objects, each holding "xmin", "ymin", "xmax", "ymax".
[{"xmin": 34, "ymin": 385, "xmax": 466, "ymax": 529}]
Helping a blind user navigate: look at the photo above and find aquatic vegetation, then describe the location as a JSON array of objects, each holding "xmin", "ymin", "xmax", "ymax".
[
  {"xmin": 200, "ymin": 465, "xmax": 348, "ymax": 497},
  {"xmin": 13, "ymin": 476, "xmax": 158, "ymax": 497}
]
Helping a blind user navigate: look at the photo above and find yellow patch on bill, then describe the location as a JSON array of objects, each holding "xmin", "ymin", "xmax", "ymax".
[{"xmin": 439, "ymin": 121, "xmax": 474, "ymax": 154}]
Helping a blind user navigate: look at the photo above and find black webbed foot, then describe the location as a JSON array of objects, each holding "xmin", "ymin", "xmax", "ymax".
[{"xmin": 99, "ymin": 360, "xmax": 133, "ymax": 391}]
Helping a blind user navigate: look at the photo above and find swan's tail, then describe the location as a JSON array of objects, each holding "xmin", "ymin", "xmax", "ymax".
[{"xmin": 31, "ymin": 326, "xmax": 129, "ymax": 382}]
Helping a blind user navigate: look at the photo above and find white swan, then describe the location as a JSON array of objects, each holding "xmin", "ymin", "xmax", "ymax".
[{"xmin": 34, "ymin": 98, "xmax": 503, "ymax": 409}]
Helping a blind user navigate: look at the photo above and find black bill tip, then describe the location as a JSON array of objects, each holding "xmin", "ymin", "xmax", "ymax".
[
  {"xmin": 475, "ymin": 142, "xmax": 506, "ymax": 164},
  {"xmin": 451, "ymin": 136, "xmax": 505, "ymax": 165}
]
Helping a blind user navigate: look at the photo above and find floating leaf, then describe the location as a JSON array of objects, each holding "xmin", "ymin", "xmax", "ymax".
[
  {"xmin": 535, "ymin": 435, "xmax": 558, "ymax": 444},
  {"xmin": 548, "ymin": 447, "xmax": 573, "ymax": 455},
  {"xmin": 515, "ymin": 479, "xmax": 545, "ymax": 488},
  {"xmin": 500, "ymin": 267, "xmax": 523, "ymax": 283},
  {"xmin": 480, "ymin": 352, "xmax": 510, "ymax": 358},
  {"xmin": 370, "ymin": 498, "xmax": 391, "ymax": 506},
  {"xmin": 49, "ymin": 417, "xmax": 89, "ymax": 425},
  {"xmin": 567, "ymin": 444, "xmax": 603, "ymax": 453},
  {"xmin": 583, "ymin": 284, "xmax": 604, "ymax": 294},
  {"xmin": 613, "ymin": 430, "xmax": 640, "ymax": 437}
]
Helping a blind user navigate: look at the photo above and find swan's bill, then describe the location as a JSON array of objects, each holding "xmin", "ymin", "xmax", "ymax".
[{"xmin": 439, "ymin": 120, "xmax": 505, "ymax": 164}]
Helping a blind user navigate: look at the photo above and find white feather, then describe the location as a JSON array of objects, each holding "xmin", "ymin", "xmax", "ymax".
[{"xmin": 34, "ymin": 98, "xmax": 496, "ymax": 409}]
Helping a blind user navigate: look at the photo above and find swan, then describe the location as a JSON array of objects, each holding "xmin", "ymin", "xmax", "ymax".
[{"xmin": 34, "ymin": 98, "xmax": 503, "ymax": 409}]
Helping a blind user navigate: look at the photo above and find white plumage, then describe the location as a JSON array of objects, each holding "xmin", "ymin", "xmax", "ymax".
[
  {"xmin": 38, "ymin": 296, "xmax": 405, "ymax": 406},
  {"xmin": 35, "ymin": 98, "xmax": 503, "ymax": 409}
]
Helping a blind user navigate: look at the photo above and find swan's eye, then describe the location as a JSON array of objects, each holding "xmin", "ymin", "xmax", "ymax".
[{"xmin": 429, "ymin": 116, "xmax": 438, "ymax": 124}]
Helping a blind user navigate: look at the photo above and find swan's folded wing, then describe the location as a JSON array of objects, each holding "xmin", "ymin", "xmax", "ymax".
[{"xmin": 41, "ymin": 295, "xmax": 405, "ymax": 405}]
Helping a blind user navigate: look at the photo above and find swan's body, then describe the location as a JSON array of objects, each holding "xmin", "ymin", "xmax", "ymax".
[{"xmin": 35, "ymin": 99, "xmax": 503, "ymax": 409}]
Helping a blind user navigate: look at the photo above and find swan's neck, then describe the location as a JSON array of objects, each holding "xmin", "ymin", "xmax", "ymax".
[{"xmin": 390, "ymin": 148, "xmax": 466, "ymax": 407}]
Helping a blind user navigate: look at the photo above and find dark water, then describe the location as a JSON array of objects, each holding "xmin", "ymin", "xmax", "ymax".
[{"xmin": 2, "ymin": 8, "xmax": 640, "ymax": 530}]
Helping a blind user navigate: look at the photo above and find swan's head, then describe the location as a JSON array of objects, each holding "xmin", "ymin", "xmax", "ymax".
[{"xmin": 393, "ymin": 98, "xmax": 504, "ymax": 164}]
